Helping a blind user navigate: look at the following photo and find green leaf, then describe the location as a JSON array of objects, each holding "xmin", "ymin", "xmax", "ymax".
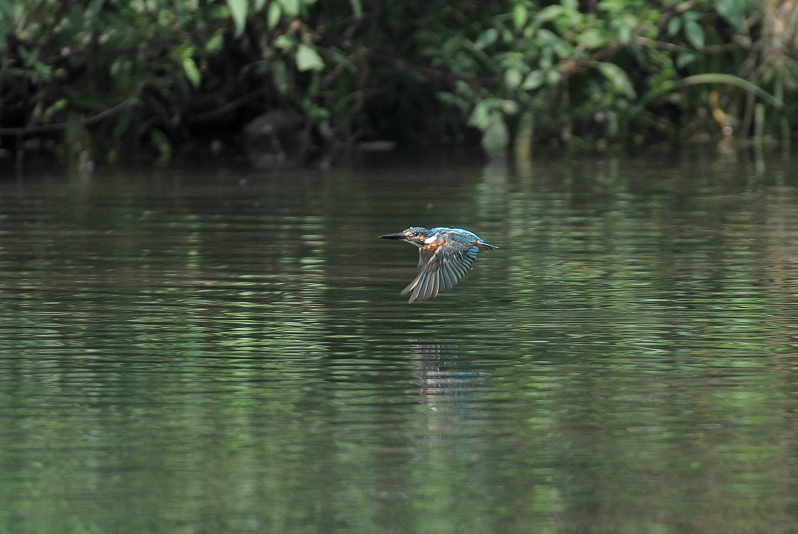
[
  {"xmin": 182, "ymin": 56, "xmax": 201, "ymax": 88},
  {"xmin": 227, "ymin": 0, "xmax": 247, "ymax": 38},
  {"xmin": 349, "ymin": 0, "xmax": 362, "ymax": 20},
  {"xmin": 716, "ymin": 0, "xmax": 752, "ymax": 34},
  {"xmin": 534, "ymin": 5, "xmax": 563, "ymax": 25},
  {"xmin": 308, "ymin": 105, "xmax": 330, "ymax": 120},
  {"xmin": 596, "ymin": 62, "xmax": 635, "ymax": 98},
  {"xmin": 296, "ymin": 44, "xmax": 323, "ymax": 71},
  {"xmin": 41, "ymin": 98, "xmax": 68, "ymax": 122},
  {"xmin": 279, "ymin": 0, "xmax": 300, "ymax": 17},
  {"xmin": 468, "ymin": 100, "xmax": 493, "ymax": 130},
  {"xmin": 499, "ymin": 99, "xmax": 519, "ymax": 115},
  {"xmin": 667, "ymin": 17, "xmax": 681, "ymax": 36},
  {"xmin": 271, "ymin": 58, "xmax": 289, "ymax": 94},
  {"xmin": 512, "ymin": 4, "xmax": 528, "ymax": 31},
  {"xmin": 676, "ymin": 52, "xmax": 696, "ymax": 69},
  {"xmin": 685, "ymin": 19, "xmax": 704, "ymax": 49},
  {"xmin": 521, "ymin": 69, "xmax": 545, "ymax": 90},
  {"xmin": 267, "ymin": 2, "xmax": 281, "ymax": 29},
  {"xmin": 175, "ymin": 44, "xmax": 201, "ymax": 88},
  {"xmin": 580, "ymin": 29, "xmax": 605, "ymax": 49},
  {"xmin": 618, "ymin": 25, "xmax": 631, "ymax": 45},
  {"xmin": 474, "ymin": 28, "xmax": 498, "ymax": 50},
  {"xmin": 206, "ymin": 33, "xmax": 224, "ymax": 53},
  {"xmin": 504, "ymin": 67, "xmax": 522, "ymax": 89},
  {"xmin": 562, "ymin": 0, "xmax": 578, "ymax": 12},
  {"xmin": 274, "ymin": 35, "xmax": 295, "ymax": 50},
  {"xmin": 535, "ymin": 28, "xmax": 559, "ymax": 47}
]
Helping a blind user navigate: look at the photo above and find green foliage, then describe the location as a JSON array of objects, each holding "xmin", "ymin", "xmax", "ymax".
[
  {"xmin": 0, "ymin": 0, "xmax": 357, "ymax": 164},
  {"xmin": 0, "ymin": 0, "xmax": 797, "ymax": 166},
  {"xmin": 418, "ymin": 0, "xmax": 790, "ymax": 153}
]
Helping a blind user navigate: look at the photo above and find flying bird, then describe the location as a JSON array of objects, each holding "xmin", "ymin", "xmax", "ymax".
[{"xmin": 379, "ymin": 226, "xmax": 498, "ymax": 303}]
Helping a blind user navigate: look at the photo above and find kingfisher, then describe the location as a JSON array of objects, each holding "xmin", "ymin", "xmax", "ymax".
[{"xmin": 379, "ymin": 227, "xmax": 498, "ymax": 303}]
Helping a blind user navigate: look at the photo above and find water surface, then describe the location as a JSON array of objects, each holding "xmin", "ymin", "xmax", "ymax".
[{"xmin": 1, "ymin": 154, "xmax": 798, "ymax": 533}]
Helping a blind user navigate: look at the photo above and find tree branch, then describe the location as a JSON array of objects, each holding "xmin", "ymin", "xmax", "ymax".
[{"xmin": 0, "ymin": 98, "xmax": 136, "ymax": 135}]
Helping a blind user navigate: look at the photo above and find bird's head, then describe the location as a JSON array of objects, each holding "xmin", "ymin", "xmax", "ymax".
[{"xmin": 379, "ymin": 227, "xmax": 431, "ymax": 247}]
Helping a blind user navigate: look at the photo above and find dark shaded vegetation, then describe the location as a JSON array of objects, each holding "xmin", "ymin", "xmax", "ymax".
[{"xmin": 1, "ymin": 0, "xmax": 796, "ymax": 168}]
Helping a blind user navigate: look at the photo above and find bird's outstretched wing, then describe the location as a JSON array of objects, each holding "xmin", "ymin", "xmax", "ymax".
[{"xmin": 401, "ymin": 243, "xmax": 479, "ymax": 303}]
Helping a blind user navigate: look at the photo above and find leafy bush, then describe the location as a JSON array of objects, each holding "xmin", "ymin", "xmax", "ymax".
[{"xmin": 0, "ymin": 0, "xmax": 795, "ymax": 167}]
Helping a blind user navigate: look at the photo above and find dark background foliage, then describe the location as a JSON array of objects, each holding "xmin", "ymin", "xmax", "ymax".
[{"xmin": 0, "ymin": 0, "xmax": 795, "ymax": 167}]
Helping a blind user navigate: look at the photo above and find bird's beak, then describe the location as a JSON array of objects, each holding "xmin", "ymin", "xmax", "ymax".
[{"xmin": 379, "ymin": 232, "xmax": 406, "ymax": 240}]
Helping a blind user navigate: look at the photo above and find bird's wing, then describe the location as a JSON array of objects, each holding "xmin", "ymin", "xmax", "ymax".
[
  {"xmin": 417, "ymin": 247, "xmax": 433, "ymax": 268},
  {"xmin": 402, "ymin": 243, "xmax": 479, "ymax": 303}
]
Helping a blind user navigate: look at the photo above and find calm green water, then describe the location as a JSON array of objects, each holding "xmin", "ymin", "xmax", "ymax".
[{"xmin": 1, "ymin": 154, "xmax": 798, "ymax": 533}]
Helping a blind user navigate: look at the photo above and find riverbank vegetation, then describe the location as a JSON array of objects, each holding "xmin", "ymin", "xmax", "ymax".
[{"xmin": 1, "ymin": 0, "xmax": 796, "ymax": 168}]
